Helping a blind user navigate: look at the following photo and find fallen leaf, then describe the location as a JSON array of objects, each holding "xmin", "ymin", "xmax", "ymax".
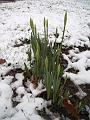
[
  {"xmin": 0, "ymin": 59, "xmax": 6, "ymax": 64},
  {"xmin": 31, "ymin": 79, "xmax": 38, "ymax": 88},
  {"xmin": 63, "ymin": 99, "xmax": 80, "ymax": 120}
]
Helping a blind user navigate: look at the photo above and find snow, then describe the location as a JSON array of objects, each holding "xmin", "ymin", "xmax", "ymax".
[
  {"xmin": 14, "ymin": 95, "xmax": 46, "ymax": 120},
  {"xmin": 65, "ymin": 71, "xmax": 90, "ymax": 85},
  {"xmin": 11, "ymin": 73, "xmax": 24, "ymax": 88},
  {"xmin": 0, "ymin": 98, "xmax": 16, "ymax": 119},
  {"xmin": 29, "ymin": 82, "xmax": 46, "ymax": 96},
  {"xmin": 64, "ymin": 49, "xmax": 90, "ymax": 84},
  {"xmin": 0, "ymin": 0, "xmax": 90, "ymax": 119},
  {"xmin": 1, "ymin": 75, "xmax": 14, "ymax": 85},
  {"xmin": 0, "ymin": 82, "xmax": 13, "ymax": 98},
  {"xmin": 0, "ymin": 83, "xmax": 16, "ymax": 119},
  {"xmin": 16, "ymin": 86, "xmax": 26, "ymax": 95}
]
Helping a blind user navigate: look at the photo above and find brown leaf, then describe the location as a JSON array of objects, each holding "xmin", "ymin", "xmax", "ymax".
[
  {"xmin": 63, "ymin": 99, "xmax": 80, "ymax": 120},
  {"xmin": 0, "ymin": 59, "xmax": 6, "ymax": 64},
  {"xmin": 31, "ymin": 79, "xmax": 38, "ymax": 88}
]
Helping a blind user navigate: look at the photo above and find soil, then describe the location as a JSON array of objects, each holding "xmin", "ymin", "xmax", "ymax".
[
  {"xmin": 37, "ymin": 99, "xmax": 90, "ymax": 120},
  {"xmin": 61, "ymin": 46, "xmax": 73, "ymax": 55},
  {"xmin": 86, "ymin": 67, "xmax": 90, "ymax": 71},
  {"xmin": 0, "ymin": 0, "xmax": 15, "ymax": 3},
  {"xmin": 75, "ymin": 45, "xmax": 90, "ymax": 52},
  {"xmin": 60, "ymin": 54, "xmax": 68, "ymax": 70},
  {"xmin": 66, "ymin": 68, "xmax": 79, "ymax": 74},
  {"xmin": 12, "ymin": 88, "xmax": 20, "ymax": 107},
  {"xmin": 14, "ymin": 38, "xmax": 30, "ymax": 47},
  {"xmin": 80, "ymin": 84, "xmax": 90, "ymax": 107},
  {"xmin": 5, "ymin": 68, "xmax": 23, "ymax": 77}
]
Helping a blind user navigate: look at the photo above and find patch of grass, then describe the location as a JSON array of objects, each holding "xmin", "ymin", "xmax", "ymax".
[{"xmin": 24, "ymin": 12, "xmax": 68, "ymax": 105}]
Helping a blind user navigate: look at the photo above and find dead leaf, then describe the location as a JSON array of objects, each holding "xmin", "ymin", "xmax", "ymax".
[
  {"xmin": 31, "ymin": 79, "xmax": 38, "ymax": 88},
  {"xmin": 0, "ymin": 59, "xmax": 6, "ymax": 64},
  {"xmin": 63, "ymin": 99, "xmax": 80, "ymax": 120}
]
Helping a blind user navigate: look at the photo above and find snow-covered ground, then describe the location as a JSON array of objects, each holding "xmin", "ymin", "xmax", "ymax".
[{"xmin": 0, "ymin": 0, "xmax": 90, "ymax": 119}]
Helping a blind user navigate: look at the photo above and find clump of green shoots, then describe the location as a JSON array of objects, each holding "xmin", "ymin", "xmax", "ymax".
[
  {"xmin": 24, "ymin": 12, "xmax": 67, "ymax": 105},
  {"xmin": 27, "ymin": 17, "xmax": 49, "ymax": 82}
]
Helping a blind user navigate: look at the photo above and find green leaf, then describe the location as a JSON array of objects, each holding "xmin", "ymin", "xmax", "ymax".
[
  {"xmin": 64, "ymin": 11, "xmax": 67, "ymax": 28},
  {"xmin": 24, "ymin": 63, "xmax": 31, "ymax": 78},
  {"xmin": 36, "ymin": 41, "xmax": 40, "ymax": 62},
  {"xmin": 30, "ymin": 18, "xmax": 33, "ymax": 28},
  {"xmin": 45, "ymin": 56, "xmax": 48, "ymax": 71},
  {"xmin": 57, "ymin": 64, "xmax": 60, "ymax": 78}
]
